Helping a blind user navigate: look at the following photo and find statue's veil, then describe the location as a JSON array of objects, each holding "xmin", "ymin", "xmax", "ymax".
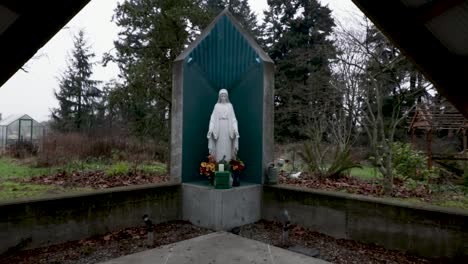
[{"xmin": 217, "ymin": 89, "xmax": 230, "ymax": 103}]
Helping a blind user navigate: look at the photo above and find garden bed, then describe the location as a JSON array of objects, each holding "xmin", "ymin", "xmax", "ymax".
[
  {"xmin": 279, "ymin": 173, "xmax": 468, "ymax": 210},
  {"xmin": 0, "ymin": 220, "xmax": 211, "ymax": 264},
  {"xmin": 239, "ymin": 220, "xmax": 440, "ymax": 264}
]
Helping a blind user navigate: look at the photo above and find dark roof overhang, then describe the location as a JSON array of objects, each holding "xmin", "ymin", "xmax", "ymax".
[
  {"xmin": 352, "ymin": 0, "xmax": 468, "ymax": 118},
  {"xmin": 0, "ymin": 0, "xmax": 91, "ymax": 86}
]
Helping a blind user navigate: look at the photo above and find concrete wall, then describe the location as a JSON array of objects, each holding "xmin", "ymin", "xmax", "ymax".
[
  {"xmin": 0, "ymin": 183, "xmax": 182, "ymax": 254},
  {"xmin": 262, "ymin": 185, "xmax": 468, "ymax": 261}
]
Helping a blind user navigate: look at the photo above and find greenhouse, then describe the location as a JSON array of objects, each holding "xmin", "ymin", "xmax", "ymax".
[{"xmin": 0, "ymin": 114, "xmax": 44, "ymax": 153}]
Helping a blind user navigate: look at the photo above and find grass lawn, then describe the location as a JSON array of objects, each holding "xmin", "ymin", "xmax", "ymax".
[
  {"xmin": 0, "ymin": 181, "xmax": 91, "ymax": 200},
  {"xmin": 348, "ymin": 166, "xmax": 382, "ymax": 180},
  {"xmin": 0, "ymin": 158, "xmax": 53, "ymax": 179}
]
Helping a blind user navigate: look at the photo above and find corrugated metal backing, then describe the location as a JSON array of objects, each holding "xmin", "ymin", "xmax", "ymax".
[
  {"xmin": 425, "ymin": 1, "xmax": 468, "ymax": 55},
  {"xmin": 187, "ymin": 14, "xmax": 259, "ymax": 89}
]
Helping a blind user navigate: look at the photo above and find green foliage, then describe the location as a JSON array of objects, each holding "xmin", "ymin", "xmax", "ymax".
[
  {"xmin": 391, "ymin": 142, "xmax": 438, "ymax": 181},
  {"xmin": 105, "ymin": 162, "xmax": 130, "ymax": 177},
  {"xmin": 62, "ymin": 159, "xmax": 108, "ymax": 173}
]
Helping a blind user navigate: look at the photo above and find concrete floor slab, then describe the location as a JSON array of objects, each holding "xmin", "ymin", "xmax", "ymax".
[{"xmin": 100, "ymin": 232, "xmax": 329, "ymax": 264}]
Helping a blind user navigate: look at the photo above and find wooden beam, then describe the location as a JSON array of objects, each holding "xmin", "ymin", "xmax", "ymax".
[{"xmin": 427, "ymin": 130, "xmax": 433, "ymax": 169}]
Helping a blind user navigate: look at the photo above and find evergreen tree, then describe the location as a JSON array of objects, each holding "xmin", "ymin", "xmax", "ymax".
[
  {"xmin": 107, "ymin": 0, "xmax": 208, "ymax": 140},
  {"xmin": 52, "ymin": 29, "xmax": 101, "ymax": 132},
  {"xmin": 262, "ymin": 0, "xmax": 337, "ymax": 141},
  {"xmin": 205, "ymin": 0, "xmax": 261, "ymax": 39}
]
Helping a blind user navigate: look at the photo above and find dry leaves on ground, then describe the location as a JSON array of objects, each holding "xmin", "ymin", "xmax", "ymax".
[
  {"xmin": 21, "ymin": 171, "xmax": 169, "ymax": 189},
  {"xmin": 280, "ymin": 174, "xmax": 432, "ymax": 201},
  {"xmin": 240, "ymin": 220, "xmax": 443, "ymax": 264},
  {"xmin": 0, "ymin": 221, "xmax": 211, "ymax": 264}
]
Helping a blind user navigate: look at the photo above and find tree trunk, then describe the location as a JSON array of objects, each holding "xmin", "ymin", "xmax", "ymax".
[{"xmin": 382, "ymin": 152, "xmax": 393, "ymax": 195}]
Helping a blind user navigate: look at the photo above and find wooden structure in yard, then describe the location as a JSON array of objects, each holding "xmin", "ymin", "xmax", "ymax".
[{"xmin": 408, "ymin": 100, "xmax": 468, "ymax": 169}]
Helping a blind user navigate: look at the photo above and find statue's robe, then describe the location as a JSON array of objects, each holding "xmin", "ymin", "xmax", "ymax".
[{"xmin": 208, "ymin": 102, "xmax": 239, "ymax": 162}]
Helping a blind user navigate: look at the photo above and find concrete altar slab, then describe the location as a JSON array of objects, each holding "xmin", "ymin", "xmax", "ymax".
[
  {"xmin": 100, "ymin": 232, "xmax": 329, "ymax": 264},
  {"xmin": 182, "ymin": 183, "xmax": 261, "ymax": 231}
]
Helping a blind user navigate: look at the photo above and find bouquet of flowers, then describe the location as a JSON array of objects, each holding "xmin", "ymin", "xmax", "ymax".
[
  {"xmin": 229, "ymin": 157, "xmax": 245, "ymax": 187},
  {"xmin": 229, "ymin": 158, "xmax": 245, "ymax": 173},
  {"xmin": 200, "ymin": 155, "xmax": 216, "ymax": 182}
]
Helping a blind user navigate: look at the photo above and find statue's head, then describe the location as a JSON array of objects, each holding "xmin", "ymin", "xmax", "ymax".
[{"xmin": 218, "ymin": 88, "xmax": 229, "ymax": 103}]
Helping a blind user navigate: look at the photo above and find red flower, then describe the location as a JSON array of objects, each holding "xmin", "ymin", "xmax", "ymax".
[{"xmin": 230, "ymin": 158, "xmax": 245, "ymax": 172}]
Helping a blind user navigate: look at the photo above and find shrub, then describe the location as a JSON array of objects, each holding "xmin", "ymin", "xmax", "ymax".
[
  {"xmin": 7, "ymin": 141, "xmax": 38, "ymax": 159},
  {"xmin": 299, "ymin": 142, "xmax": 360, "ymax": 178},
  {"xmin": 36, "ymin": 132, "xmax": 169, "ymax": 167},
  {"xmin": 105, "ymin": 161, "xmax": 130, "ymax": 176},
  {"xmin": 391, "ymin": 142, "xmax": 438, "ymax": 181}
]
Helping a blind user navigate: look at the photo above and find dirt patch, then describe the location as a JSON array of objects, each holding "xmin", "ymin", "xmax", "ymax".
[{"xmin": 0, "ymin": 220, "xmax": 211, "ymax": 264}]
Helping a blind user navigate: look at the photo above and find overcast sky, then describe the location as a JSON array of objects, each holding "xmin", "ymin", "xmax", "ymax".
[{"xmin": 0, "ymin": 0, "xmax": 362, "ymax": 122}]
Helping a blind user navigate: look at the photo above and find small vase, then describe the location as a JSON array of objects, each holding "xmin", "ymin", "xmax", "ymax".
[
  {"xmin": 209, "ymin": 176, "xmax": 214, "ymax": 185},
  {"xmin": 232, "ymin": 171, "xmax": 241, "ymax": 187}
]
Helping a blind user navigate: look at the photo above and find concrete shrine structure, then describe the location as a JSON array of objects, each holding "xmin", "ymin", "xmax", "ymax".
[
  {"xmin": 170, "ymin": 9, "xmax": 274, "ymax": 185},
  {"xmin": 170, "ymin": 9, "xmax": 274, "ymax": 231}
]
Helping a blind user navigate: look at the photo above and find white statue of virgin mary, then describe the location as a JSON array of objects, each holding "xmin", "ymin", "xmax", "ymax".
[{"xmin": 207, "ymin": 89, "xmax": 239, "ymax": 162}]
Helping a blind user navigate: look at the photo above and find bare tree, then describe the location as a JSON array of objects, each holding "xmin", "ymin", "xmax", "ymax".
[{"xmin": 333, "ymin": 18, "xmax": 430, "ymax": 194}]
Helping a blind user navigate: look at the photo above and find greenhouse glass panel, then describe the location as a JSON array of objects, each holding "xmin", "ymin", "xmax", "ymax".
[
  {"xmin": 19, "ymin": 119, "xmax": 33, "ymax": 142},
  {"xmin": 7, "ymin": 120, "xmax": 19, "ymax": 142},
  {"xmin": 0, "ymin": 126, "xmax": 5, "ymax": 151},
  {"xmin": 32, "ymin": 120, "xmax": 43, "ymax": 140}
]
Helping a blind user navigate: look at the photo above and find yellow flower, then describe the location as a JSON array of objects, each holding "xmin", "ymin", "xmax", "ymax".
[{"xmin": 201, "ymin": 162, "xmax": 207, "ymax": 168}]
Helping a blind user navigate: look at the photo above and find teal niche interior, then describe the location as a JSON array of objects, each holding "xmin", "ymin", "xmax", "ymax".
[{"xmin": 171, "ymin": 9, "xmax": 274, "ymax": 184}]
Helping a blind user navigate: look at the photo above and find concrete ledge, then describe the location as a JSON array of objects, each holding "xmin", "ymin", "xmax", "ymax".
[
  {"xmin": 183, "ymin": 183, "xmax": 261, "ymax": 230},
  {"xmin": 1, "ymin": 183, "xmax": 182, "ymax": 254},
  {"xmin": 262, "ymin": 184, "xmax": 468, "ymax": 260}
]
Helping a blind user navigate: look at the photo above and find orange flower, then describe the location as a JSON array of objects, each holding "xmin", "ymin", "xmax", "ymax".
[{"xmin": 208, "ymin": 155, "xmax": 216, "ymax": 163}]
